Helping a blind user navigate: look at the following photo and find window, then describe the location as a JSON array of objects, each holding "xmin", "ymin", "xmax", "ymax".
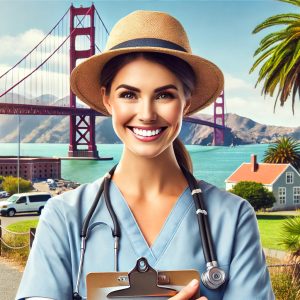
[
  {"xmin": 278, "ymin": 187, "xmax": 286, "ymax": 204},
  {"xmin": 294, "ymin": 187, "xmax": 300, "ymax": 204},
  {"xmin": 16, "ymin": 197, "xmax": 26, "ymax": 204},
  {"xmin": 29, "ymin": 194, "xmax": 51, "ymax": 203},
  {"xmin": 286, "ymin": 172, "xmax": 294, "ymax": 184}
]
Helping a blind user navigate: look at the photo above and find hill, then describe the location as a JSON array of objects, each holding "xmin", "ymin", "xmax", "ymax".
[{"xmin": 0, "ymin": 112, "xmax": 299, "ymax": 146}]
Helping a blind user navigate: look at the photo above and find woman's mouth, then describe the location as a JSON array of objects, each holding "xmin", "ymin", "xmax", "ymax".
[{"xmin": 127, "ymin": 126, "xmax": 167, "ymax": 142}]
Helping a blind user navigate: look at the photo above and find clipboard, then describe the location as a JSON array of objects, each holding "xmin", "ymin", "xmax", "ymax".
[{"xmin": 86, "ymin": 257, "xmax": 200, "ymax": 299}]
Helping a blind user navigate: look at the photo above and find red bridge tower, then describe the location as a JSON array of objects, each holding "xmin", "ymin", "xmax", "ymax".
[
  {"xmin": 213, "ymin": 92, "xmax": 225, "ymax": 146},
  {"xmin": 69, "ymin": 4, "xmax": 99, "ymax": 158}
]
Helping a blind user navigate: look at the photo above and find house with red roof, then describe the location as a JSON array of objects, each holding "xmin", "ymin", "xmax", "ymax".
[{"xmin": 225, "ymin": 154, "xmax": 300, "ymax": 210}]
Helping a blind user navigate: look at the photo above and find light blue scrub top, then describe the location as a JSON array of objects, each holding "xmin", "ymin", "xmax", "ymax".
[{"xmin": 16, "ymin": 177, "xmax": 274, "ymax": 300}]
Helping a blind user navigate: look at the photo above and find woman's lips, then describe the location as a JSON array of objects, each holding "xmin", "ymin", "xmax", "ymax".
[{"xmin": 127, "ymin": 126, "xmax": 167, "ymax": 142}]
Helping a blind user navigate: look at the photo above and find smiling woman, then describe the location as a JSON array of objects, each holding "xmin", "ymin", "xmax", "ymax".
[
  {"xmin": 16, "ymin": 10, "xmax": 274, "ymax": 300},
  {"xmin": 100, "ymin": 53, "xmax": 194, "ymax": 165}
]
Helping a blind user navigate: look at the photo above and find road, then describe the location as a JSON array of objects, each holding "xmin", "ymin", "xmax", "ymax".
[
  {"xmin": 0, "ymin": 257, "xmax": 23, "ymax": 300},
  {"xmin": 0, "ymin": 213, "xmax": 39, "ymax": 228}
]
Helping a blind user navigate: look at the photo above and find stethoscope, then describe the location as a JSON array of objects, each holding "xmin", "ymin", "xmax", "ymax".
[{"xmin": 73, "ymin": 164, "xmax": 226, "ymax": 300}]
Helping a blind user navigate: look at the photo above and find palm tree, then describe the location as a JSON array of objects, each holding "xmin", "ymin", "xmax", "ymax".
[
  {"xmin": 250, "ymin": 0, "xmax": 300, "ymax": 113},
  {"xmin": 279, "ymin": 216, "xmax": 300, "ymax": 257},
  {"xmin": 263, "ymin": 136, "xmax": 300, "ymax": 170}
]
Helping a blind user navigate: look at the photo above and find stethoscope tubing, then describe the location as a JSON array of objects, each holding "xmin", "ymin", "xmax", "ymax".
[{"xmin": 179, "ymin": 164, "xmax": 216, "ymax": 263}]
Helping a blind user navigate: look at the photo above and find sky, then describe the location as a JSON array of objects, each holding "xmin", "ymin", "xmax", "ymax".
[{"xmin": 0, "ymin": 0, "xmax": 299, "ymax": 127}]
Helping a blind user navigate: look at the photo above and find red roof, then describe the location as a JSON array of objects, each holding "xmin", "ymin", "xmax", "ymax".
[{"xmin": 225, "ymin": 163, "xmax": 289, "ymax": 185}]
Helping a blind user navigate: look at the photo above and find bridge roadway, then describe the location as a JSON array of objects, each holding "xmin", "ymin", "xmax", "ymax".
[{"xmin": 0, "ymin": 103, "xmax": 229, "ymax": 130}]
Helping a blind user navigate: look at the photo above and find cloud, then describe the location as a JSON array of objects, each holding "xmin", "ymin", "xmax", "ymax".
[
  {"xmin": 224, "ymin": 72, "xmax": 253, "ymax": 91},
  {"xmin": 0, "ymin": 29, "xmax": 45, "ymax": 60},
  {"xmin": 0, "ymin": 29, "xmax": 71, "ymax": 98},
  {"xmin": 0, "ymin": 28, "xmax": 70, "ymax": 70},
  {"xmin": 226, "ymin": 93, "xmax": 299, "ymax": 128}
]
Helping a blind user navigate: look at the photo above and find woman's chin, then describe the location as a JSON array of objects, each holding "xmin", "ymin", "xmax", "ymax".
[{"xmin": 125, "ymin": 145, "xmax": 170, "ymax": 160}]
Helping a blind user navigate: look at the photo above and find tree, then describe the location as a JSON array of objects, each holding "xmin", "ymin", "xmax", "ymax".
[
  {"xmin": 0, "ymin": 175, "xmax": 4, "ymax": 190},
  {"xmin": 263, "ymin": 136, "xmax": 300, "ymax": 171},
  {"xmin": 250, "ymin": 0, "xmax": 300, "ymax": 113},
  {"xmin": 2, "ymin": 176, "xmax": 32, "ymax": 194},
  {"xmin": 230, "ymin": 181, "xmax": 275, "ymax": 211}
]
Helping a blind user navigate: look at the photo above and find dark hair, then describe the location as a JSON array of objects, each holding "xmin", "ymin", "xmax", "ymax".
[{"xmin": 100, "ymin": 52, "xmax": 195, "ymax": 172}]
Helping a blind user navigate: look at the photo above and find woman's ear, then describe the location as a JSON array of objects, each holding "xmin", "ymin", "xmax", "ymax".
[
  {"xmin": 101, "ymin": 87, "xmax": 112, "ymax": 115},
  {"xmin": 183, "ymin": 98, "xmax": 191, "ymax": 116}
]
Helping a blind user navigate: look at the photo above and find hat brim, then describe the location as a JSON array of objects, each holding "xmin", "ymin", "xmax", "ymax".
[{"xmin": 70, "ymin": 47, "xmax": 224, "ymax": 116}]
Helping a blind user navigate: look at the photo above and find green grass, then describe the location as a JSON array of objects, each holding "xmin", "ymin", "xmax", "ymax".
[
  {"xmin": 6, "ymin": 219, "xmax": 39, "ymax": 232},
  {"xmin": 257, "ymin": 214, "xmax": 295, "ymax": 251}
]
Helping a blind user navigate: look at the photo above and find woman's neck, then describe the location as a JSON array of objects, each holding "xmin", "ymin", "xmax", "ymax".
[{"xmin": 112, "ymin": 146, "xmax": 188, "ymax": 199}]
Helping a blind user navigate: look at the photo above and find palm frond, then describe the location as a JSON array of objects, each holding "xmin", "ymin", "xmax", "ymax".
[
  {"xmin": 253, "ymin": 13, "xmax": 300, "ymax": 33},
  {"xmin": 282, "ymin": 39, "xmax": 300, "ymax": 76},
  {"xmin": 291, "ymin": 70, "xmax": 300, "ymax": 113},
  {"xmin": 254, "ymin": 30, "xmax": 290, "ymax": 57},
  {"xmin": 250, "ymin": 45, "xmax": 278, "ymax": 74},
  {"xmin": 278, "ymin": 0, "xmax": 300, "ymax": 8}
]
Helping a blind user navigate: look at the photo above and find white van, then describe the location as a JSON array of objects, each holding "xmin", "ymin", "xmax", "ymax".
[{"xmin": 0, "ymin": 192, "xmax": 51, "ymax": 217}]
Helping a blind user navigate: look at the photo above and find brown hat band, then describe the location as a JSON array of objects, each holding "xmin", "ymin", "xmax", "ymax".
[{"xmin": 109, "ymin": 38, "xmax": 188, "ymax": 52}]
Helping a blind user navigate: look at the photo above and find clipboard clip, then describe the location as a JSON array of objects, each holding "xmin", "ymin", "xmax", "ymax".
[{"xmin": 107, "ymin": 257, "xmax": 178, "ymax": 298}]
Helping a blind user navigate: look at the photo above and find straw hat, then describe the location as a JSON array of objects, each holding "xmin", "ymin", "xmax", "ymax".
[{"xmin": 70, "ymin": 10, "xmax": 224, "ymax": 116}]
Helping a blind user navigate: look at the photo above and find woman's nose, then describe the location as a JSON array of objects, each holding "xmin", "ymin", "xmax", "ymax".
[{"xmin": 137, "ymin": 100, "xmax": 157, "ymax": 122}]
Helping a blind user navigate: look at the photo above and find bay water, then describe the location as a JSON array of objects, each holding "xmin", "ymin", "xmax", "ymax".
[{"xmin": 0, "ymin": 143, "xmax": 269, "ymax": 189}]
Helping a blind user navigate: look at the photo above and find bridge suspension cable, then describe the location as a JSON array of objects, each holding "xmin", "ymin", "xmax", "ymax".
[
  {"xmin": 0, "ymin": 6, "xmax": 94, "ymax": 103},
  {"xmin": 0, "ymin": 7, "xmax": 70, "ymax": 80}
]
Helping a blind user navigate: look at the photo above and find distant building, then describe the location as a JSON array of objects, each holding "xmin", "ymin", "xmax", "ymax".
[
  {"xmin": 225, "ymin": 154, "xmax": 300, "ymax": 210},
  {"xmin": 0, "ymin": 157, "xmax": 61, "ymax": 181}
]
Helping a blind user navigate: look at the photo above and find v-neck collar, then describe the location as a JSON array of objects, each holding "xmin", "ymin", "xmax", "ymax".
[{"xmin": 109, "ymin": 180, "xmax": 193, "ymax": 266}]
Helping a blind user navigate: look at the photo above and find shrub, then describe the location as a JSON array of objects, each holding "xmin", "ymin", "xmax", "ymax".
[
  {"xmin": 230, "ymin": 181, "xmax": 275, "ymax": 211},
  {"xmin": 269, "ymin": 265, "xmax": 300, "ymax": 300},
  {"xmin": 2, "ymin": 176, "xmax": 32, "ymax": 194}
]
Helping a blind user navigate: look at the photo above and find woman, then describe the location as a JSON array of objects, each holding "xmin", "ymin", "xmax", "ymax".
[{"xmin": 16, "ymin": 10, "xmax": 274, "ymax": 300}]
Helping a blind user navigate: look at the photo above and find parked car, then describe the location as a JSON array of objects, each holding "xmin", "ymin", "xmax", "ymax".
[
  {"xmin": 0, "ymin": 191, "xmax": 10, "ymax": 198},
  {"xmin": 0, "ymin": 192, "xmax": 51, "ymax": 217},
  {"xmin": 49, "ymin": 183, "xmax": 57, "ymax": 190}
]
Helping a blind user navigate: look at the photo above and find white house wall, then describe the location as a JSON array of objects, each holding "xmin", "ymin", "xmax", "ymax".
[{"xmin": 225, "ymin": 183, "xmax": 235, "ymax": 190}]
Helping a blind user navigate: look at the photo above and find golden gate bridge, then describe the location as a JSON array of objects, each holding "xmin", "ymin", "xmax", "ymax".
[{"xmin": 0, "ymin": 4, "xmax": 229, "ymax": 159}]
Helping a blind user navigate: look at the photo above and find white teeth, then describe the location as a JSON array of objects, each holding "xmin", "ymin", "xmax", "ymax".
[{"xmin": 132, "ymin": 127, "xmax": 163, "ymax": 137}]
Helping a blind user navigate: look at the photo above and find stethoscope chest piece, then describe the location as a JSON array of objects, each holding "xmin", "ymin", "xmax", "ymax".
[{"xmin": 201, "ymin": 262, "xmax": 226, "ymax": 289}]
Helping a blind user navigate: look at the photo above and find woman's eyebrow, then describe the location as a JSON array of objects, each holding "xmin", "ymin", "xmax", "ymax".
[
  {"xmin": 155, "ymin": 84, "xmax": 178, "ymax": 92},
  {"xmin": 115, "ymin": 84, "xmax": 178, "ymax": 92},
  {"xmin": 115, "ymin": 84, "xmax": 139, "ymax": 92}
]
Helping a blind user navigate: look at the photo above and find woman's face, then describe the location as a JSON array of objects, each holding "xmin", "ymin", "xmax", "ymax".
[{"xmin": 101, "ymin": 57, "xmax": 191, "ymax": 159}]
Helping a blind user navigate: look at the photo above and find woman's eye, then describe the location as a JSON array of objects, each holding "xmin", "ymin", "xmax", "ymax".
[
  {"xmin": 157, "ymin": 92, "xmax": 175, "ymax": 100},
  {"xmin": 119, "ymin": 91, "xmax": 136, "ymax": 99}
]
